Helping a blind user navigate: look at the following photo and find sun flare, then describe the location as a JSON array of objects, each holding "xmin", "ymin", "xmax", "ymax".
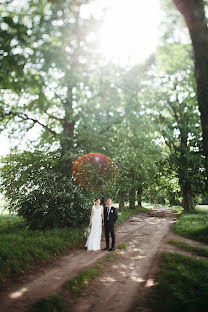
[{"xmin": 96, "ymin": 0, "xmax": 162, "ymax": 65}]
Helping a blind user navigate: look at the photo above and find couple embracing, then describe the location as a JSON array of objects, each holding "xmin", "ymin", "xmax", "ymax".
[{"xmin": 85, "ymin": 198, "xmax": 118, "ymax": 251}]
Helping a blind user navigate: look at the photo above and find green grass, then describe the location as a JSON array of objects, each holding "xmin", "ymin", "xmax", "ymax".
[
  {"xmin": 29, "ymin": 294, "xmax": 64, "ymax": 312},
  {"xmin": 173, "ymin": 207, "xmax": 208, "ymax": 244},
  {"xmin": 64, "ymin": 268, "xmax": 98, "ymax": 296},
  {"xmin": 0, "ymin": 214, "xmax": 85, "ymax": 285},
  {"xmin": 0, "ymin": 214, "xmax": 26, "ymax": 233},
  {"xmin": 153, "ymin": 252, "xmax": 208, "ymax": 312},
  {"xmin": 168, "ymin": 240, "xmax": 208, "ymax": 258},
  {"xmin": 118, "ymin": 242, "xmax": 128, "ymax": 250},
  {"xmin": 153, "ymin": 206, "xmax": 208, "ymax": 311},
  {"xmin": 106, "ymin": 251, "xmax": 116, "ymax": 261}
]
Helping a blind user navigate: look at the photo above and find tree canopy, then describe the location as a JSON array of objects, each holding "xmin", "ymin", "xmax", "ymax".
[{"xmin": 0, "ymin": 0, "xmax": 206, "ymax": 228}]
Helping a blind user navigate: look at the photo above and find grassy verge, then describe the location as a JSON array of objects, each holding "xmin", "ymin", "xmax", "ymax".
[
  {"xmin": 153, "ymin": 205, "xmax": 208, "ymax": 311},
  {"xmin": 153, "ymin": 252, "xmax": 208, "ymax": 312},
  {"xmin": 168, "ymin": 240, "xmax": 208, "ymax": 258},
  {"xmin": 0, "ymin": 214, "xmax": 85, "ymax": 285},
  {"xmin": 173, "ymin": 207, "xmax": 208, "ymax": 244}
]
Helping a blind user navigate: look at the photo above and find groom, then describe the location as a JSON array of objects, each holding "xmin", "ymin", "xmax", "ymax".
[{"xmin": 104, "ymin": 198, "xmax": 118, "ymax": 251}]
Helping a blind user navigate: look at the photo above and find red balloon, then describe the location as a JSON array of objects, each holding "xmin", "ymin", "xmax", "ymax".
[{"xmin": 72, "ymin": 153, "xmax": 118, "ymax": 192}]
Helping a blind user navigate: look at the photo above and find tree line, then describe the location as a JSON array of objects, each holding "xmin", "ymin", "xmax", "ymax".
[{"xmin": 0, "ymin": 0, "xmax": 207, "ymax": 228}]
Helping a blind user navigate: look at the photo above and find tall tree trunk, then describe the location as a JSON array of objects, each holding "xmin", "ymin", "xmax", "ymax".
[
  {"xmin": 181, "ymin": 181, "xmax": 195, "ymax": 211},
  {"xmin": 61, "ymin": 2, "xmax": 82, "ymax": 171},
  {"xmin": 178, "ymin": 109, "xmax": 195, "ymax": 212},
  {"xmin": 137, "ymin": 184, "xmax": 142, "ymax": 206},
  {"xmin": 60, "ymin": 88, "xmax": 75, "ymax": 173},
  {"xmin": 179, "ymin": 167, "xmax": 195, "ymax": 212},
  {"xmin": 118, "ymin": 190, "xmax": 125, "ymax": 211},
  {"xmin": 173, "ymin": 0, "xmax": 208, "ymax": 182},
  {"xmin": 129, "ymin": 186, "xmax": 136, "ymax": 209}
]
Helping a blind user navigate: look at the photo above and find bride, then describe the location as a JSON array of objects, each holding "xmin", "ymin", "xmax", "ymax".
[{"xmin": 85, "ymin": 198, "xmax": 104, "ymax": 251}]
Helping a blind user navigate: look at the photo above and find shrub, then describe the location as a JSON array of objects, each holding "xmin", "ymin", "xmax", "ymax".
[{"xmin": 0, "ymin": 150, "xmax": 93, "ymax": 229}]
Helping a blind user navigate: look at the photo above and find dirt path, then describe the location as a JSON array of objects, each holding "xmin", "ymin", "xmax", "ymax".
[{"xmin": 0, "ymin": 207, "xmax": 177, "ymax": 312}]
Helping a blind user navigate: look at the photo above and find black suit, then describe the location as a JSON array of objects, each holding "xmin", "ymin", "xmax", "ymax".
[{"xmin": 104, "ymin": 206, "xmax": 118, "ymax": 249}]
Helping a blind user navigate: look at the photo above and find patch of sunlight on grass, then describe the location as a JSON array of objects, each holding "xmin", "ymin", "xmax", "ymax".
[
  {"xmin": 142, "ymin": 202, "xmax": 154, "ymax": 209},
  {"xmin": 196, "ymin": 205, "xmax": 208, "ymax": 211}
]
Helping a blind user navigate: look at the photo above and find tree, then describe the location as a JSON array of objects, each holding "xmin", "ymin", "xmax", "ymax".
[
  {"xmin": 113, "ymin": 63, "xmax": 161, "ymax": 210},
  {"xmin": 77, "ymin": 62, "xmax": 161, "ymax": 210},
  {"xmin": 172, "ymin": 0, "xmax": 208, "ymax": 182},
  {"xmin": 0, "ymin": 0, "xmax": 99, "ymax": 166},
  {"xmin": 145, "ymin": 42, "xmax": 205, "ymax": 211},
  {"xmin": 0, "ymin": 0, "xmax": 101, "ymax": 227}
]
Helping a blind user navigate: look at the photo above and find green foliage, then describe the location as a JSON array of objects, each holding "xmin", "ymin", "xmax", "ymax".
[
  {"xmin": 173, "ymin": 208, "xmax": 208, "ymax": 243},
  {"xmin": 0, "ymin": 214, "xmax": 85, "ymax": 285},
  {"xmin": 0, "ymin": 150, "xmax": 93, "ymax": 228},
  {"xmin": 153, "ymin": 252, "xmax": 208, "ymax": 312},
  {"xmin": 64, "ymin": 268, "xmax": 98, "ymax": 296},
  {"xmin": 200, "ymin": 196, "xmax": 208, "ymax": 205},
  {"xmin": 168, "ymin": 240, "xmax": 208, "ymax": 258},
  {"xmin": 143, "ymin": 40, "xmax": 206, "ymax": 209},
  {"xmin": 0, "ymin": 214, "xmax": 26, "ymax": 232},
  {"xmin": 29, "ymin": 295, "xmax": 64, "ymax": 312},
  {"xmin": 0, "ymin": 1, "xmax": 30, "ymax": 91},
  {"xmin": 0, "ymin": 0, "xmax": 206, "ymax": 223},
  {"xmin": 156, "ymin": 43, "xmax": 193, "ymax": 74},
  {"xmin": 77, "ymin": 62, "xmax": 162, "ymax": 205},
  {"xmin": 0, "ymin": 0, "xmax": 159, "ymax": 220},
  {"xmin": 0, "ymin": 0, "xmax": 99, "ymax": 145},
  {"xmin": 143, "ymin": 159, "xmax": 182, "ymax": 205}
]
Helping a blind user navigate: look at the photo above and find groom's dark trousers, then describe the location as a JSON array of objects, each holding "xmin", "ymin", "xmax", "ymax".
[{"xmin": 104, "ymin": 206, "xmax": 118, "ymax": 249}]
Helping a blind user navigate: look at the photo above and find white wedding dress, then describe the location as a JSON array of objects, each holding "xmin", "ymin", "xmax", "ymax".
[{"xmin": 85, "ymin": 205, "xmax": 103, "ymax": 251}]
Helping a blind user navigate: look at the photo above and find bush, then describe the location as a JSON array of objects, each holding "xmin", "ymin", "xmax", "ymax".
[{"xmin": 0, "ymin": 150, "xmax": 93, "ymax": 229}]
